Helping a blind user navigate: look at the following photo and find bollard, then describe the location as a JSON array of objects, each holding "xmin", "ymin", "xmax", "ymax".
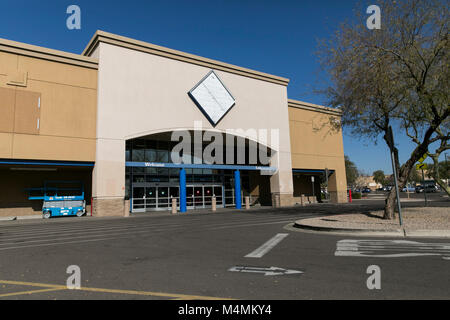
[
  {"xmin": 273, "ymin": 194, "xmax": 280, "ymax": 208},
  {"xmin": 212, "ymin": 196, "xmax": 217, "ymax": 212},
  {"xmin": 349, "ymin": 189, "xmax": 352, "ymax": 203},
  {"xmin": 245, "ymin": 196, "xmax": 250, "ymax": 210},
  {"xmin": 172, "ymin": 197, "xmax": 177, "ymax": 214}
]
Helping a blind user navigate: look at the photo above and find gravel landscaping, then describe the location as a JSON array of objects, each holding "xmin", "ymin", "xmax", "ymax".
[{"xmin": 301, "ymin": 206, "xmax": 450, "ymax": 231}]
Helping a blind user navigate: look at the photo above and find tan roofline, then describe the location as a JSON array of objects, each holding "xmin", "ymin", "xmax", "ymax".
[
  {"xmin": 82, "ymin": 30, "xmax": 290, "ymax": 86},
  {"xmin": 288, "ymin": 99, "xmax": 342, "ymax": 116},
  {"xmin": 0, "ymin": 37, "xmax": 98, "ymax": 69}
]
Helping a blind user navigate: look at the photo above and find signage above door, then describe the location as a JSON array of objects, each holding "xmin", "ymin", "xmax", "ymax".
[{"xmin": 188, "ymin": 70, "xmax": 236, "ymax": 126}]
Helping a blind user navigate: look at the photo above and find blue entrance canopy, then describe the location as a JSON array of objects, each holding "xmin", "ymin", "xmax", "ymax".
[{"xmin": 125, "ymin": 161, "xmax": 277, "ymax": 172}]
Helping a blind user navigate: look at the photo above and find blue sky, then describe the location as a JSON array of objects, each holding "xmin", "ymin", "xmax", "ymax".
[{"xmin": 0, "ymin": 0, "xmax": 444, "ymax": 174}]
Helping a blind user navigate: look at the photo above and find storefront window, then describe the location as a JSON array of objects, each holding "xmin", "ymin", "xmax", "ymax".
[
  {"xmin": 125, "ymin": 175, "xmax": 130, "ymax": 198},
  {"xmin": 157, "ymin": 168, "xmax": 169, "ymax": 182},
  {"xmin": 133, "ymin": 167, "xmax": 144, "ymax": 174},
  {"xmin": 145, "ymin": 140, "xmax": 158, "ymax": 162},
  {"xmin": 169, "ymin": 169, "xmax": 180, "ymax": 183},
  {"xmin": 132, "ymin": 139, "xmax": 145, "ymax": 162},
  {"xmin": 156, "ymin": 150, "xmax": 169, "ymax": 163},
  {"xmin": 133, "ymin": 175, "xmax": 145, "ymax": 183}
]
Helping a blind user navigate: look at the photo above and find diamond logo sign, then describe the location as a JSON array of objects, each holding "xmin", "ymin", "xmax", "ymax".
[{"xmin": 188, "ymin": 70, "xmax": 236, "ymax": 126}]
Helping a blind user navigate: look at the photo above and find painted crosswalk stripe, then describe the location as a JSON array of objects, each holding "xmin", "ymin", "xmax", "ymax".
[
  {"xmin": 335, "ymin": 239, "xmax": 450, "ymax": 260},
  {"xmin": 245, "ymin": 233, "xmax": 289, "ymax": 258}
]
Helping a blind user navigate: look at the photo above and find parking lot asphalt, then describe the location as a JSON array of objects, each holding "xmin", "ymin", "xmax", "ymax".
[{"xmin": 0, "ymin": 194, "xmax": 448, "ymax": 300}]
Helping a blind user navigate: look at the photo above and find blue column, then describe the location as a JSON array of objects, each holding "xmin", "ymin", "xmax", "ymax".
[
  {"xmin": 180, "ymin": 168, "xmax": 187, "ymax": 213},
  {"xmin": 234, "ymin": 170, "xmax": 242, "ymax": 209}
]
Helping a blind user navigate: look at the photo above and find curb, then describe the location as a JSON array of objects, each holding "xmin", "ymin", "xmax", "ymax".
[
  {"xmin": 0, "ymin": 215, "xmax": 42, "ymax": 221},
  {"xmin": 293, "ymin": 219, "xmax": 450, "ymax": 238},
  {"xmin": 293, "ymin": 220, "xmax": 404, "ymax": 237},
  {"xmin": 405, "ymin": 230, "xmax": 450, "ymax": 238}
]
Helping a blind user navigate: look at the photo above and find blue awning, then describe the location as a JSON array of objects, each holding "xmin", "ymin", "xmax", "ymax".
[
  {"xmin": 126, "ymin": 161, "xmax": 276, "ymax": 172},
  {"xmin": 0, "ymin": 159, "xmax": 95, "ymax": 167}
]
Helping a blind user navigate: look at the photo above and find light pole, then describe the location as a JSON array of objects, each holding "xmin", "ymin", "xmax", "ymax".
[{"xmin": 446, "ymin": 153, "xmax": 449, "ymax": 187}]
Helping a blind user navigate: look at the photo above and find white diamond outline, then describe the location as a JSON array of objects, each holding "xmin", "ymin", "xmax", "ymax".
[{"xmin": 188, "ymin": 70, "xmax": 236, "ymax": 126}]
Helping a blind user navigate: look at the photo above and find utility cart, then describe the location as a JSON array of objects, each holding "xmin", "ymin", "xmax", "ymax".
[{"xmin": 26, "ymin": 181, "xmax": 86, "ymax": 219}]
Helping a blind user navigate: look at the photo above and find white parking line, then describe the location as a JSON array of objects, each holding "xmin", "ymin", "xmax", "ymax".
[{"xmin": 245, "ymin": 233, "xmax": 289, "ymax": 258}]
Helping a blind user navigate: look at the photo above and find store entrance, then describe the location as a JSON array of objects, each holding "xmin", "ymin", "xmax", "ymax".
[
  {"xmin": 131, "ymin": 183, "xmax": 179, "ymax": 212},
  {"xmin": 131, "ymin": 183, "xmax": 224, "ymax": 212},
  {"xmin": 186, "ymin": 184, "xmax": 224, "ymax": 209}
]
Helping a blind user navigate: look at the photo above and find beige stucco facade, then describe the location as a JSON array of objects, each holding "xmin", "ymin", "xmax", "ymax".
[
  {"xmin": 0, "ymin": 31, "xmax": 347, "ymax": 218},
  {"xmin": 0, "ymin": 38, "xmax": 98, "ymax": 162},
  {"xmin": 288, "ymin": 99, "xmax": 347, "ymax": 203},
  {"xmin": 84, "ymin": 32, "xmax": 295, "ymax": 215},
  {"xmin": 0, "ymin": 38, "xmax": 98, "ymax": 217}
]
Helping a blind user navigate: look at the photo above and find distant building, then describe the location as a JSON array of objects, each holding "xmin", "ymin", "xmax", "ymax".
[{"xmin": 355, "ymin": 176, "xmax": 382, "ymax": 190}]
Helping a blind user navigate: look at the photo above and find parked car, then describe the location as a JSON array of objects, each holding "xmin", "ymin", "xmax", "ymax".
[
  {"xmin": 415, "ymin": 185, "xmax": 437, "ymax": 193},
  {"xmin": 362, "ymin": 187, "xmax": 371, "ymax": 193},
  {"xmin": 383, "ymin": 186, "xmax": 393, "ymax": 191},
  {"xmin": 402, "ymin": 186, "xmax": 415, "ymax": 192}
]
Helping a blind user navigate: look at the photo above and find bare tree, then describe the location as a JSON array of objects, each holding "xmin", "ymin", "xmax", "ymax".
[
  {"xmin": 428, "ymin": 135, "xmax": 450, "ymax": 195},
  {"xmin": 317, "ymin": 0, "xmax": 449, "ymax": 219}
]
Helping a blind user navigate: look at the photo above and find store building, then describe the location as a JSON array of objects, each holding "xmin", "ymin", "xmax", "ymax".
[{"xmin": 0, "ymin": 31, "xmax": 347, "ymax": 218}]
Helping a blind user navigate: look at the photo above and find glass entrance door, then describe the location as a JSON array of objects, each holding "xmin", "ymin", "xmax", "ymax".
[
  {"xmin": 132, "ymin": 184, "xmax": 224, "ymax": 212},
  {"xmin": 186, "ymin": 184, "xmax": 224, "ymax": 209},
  {"xmin": 213, "ymin": 186, "xmax": 223, "ymax": 207},
  {"xmin": 132, "ymin": 184, "xmax": 179, "ymax": 212},
  {"xmin": 186, "ymin": 186, "xmax": 194, "ymax": 209},
  {"xmin": 146, "ymin": 186, "xmax": 156, "ymax": 209},
  {"xmin": 194, "ymin": 186, "xmax": 203, "ymax": 207},
  {"xmin": 204, "ymin": 186, "xmax": 213, "ymax": 206},
  {"xmin": 132, "ymin": 187, "xmax": 145, "ymax": 212},
  {"xmin": 157, "ymin": 187, "xmax": 169, "ymax": 209}
]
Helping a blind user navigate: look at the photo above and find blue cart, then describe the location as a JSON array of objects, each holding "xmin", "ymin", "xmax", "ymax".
[{"xmin": 26, "ymin": 181, "xmax": 86, "ymax": 219}]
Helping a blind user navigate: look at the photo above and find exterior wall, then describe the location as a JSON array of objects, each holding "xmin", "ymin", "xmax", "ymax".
[
  {"xmin": 91, "ymin": 40, "xmax": 294, "ymax": 215},
  {"xmin": 0, "ymin": 167, "xmax": 92, "ymax": 217},
  {"xmin": 0, "ymin": 44, "xmax": 98, "ymax": 162},
  {"xmin": 0, "ymin": 39, "xmax": 98, "ymax": 217},
  {"xmin": 0, "ymin": 34, "xmax": 349, "ymax": 216},
  {"xmin": 288, "ymin": 103, "xmax": 347, "ymax": 203}
]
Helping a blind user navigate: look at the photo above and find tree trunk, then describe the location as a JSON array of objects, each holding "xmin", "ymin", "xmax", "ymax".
[
  {"xmin": 435, "ymin": 178, "xmax": 450, "ymax": 196},
  {"xmin": 431, "ymin": 155, "xmax": 450, "ymax": 196},
  {"xmin": 383, "ymin": 132, "xmax": 402, "ymax": 220},
  {"xmin": 381, "ymin": 115, "xmax": 443, "ymax": 220},
  {"xmin": 383, "ymin": 150, "xmax": 411, "ymax": 220},
  {"xmin": 384, "ymin": 188, "xmax": 397, "ymax": 220}
]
